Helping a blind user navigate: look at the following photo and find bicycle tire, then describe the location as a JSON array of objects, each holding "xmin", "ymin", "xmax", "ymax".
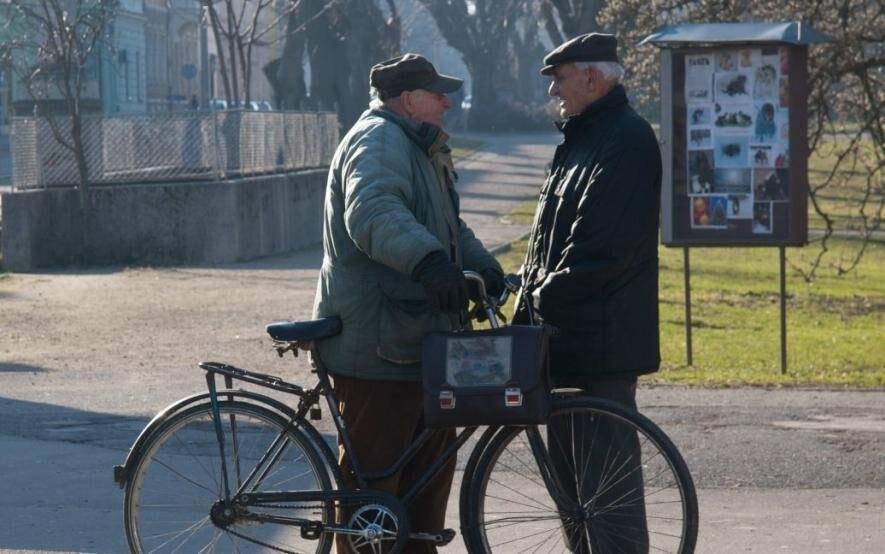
[
  {"xmin": 124, "ymin": 400, "xmax": 335, "ymax": 553},
  {"xmin": 463, "ymin": 395, "xmax": 698, "ymax": 553}
]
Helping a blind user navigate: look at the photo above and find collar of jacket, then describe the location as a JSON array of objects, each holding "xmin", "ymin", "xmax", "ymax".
[
  {"xmin": 555, "ymin": 84, "xmax": 629, "ymax": 138},
  {"xmin": 370, "ymin": 108, "xmax": 450, "ymax": 157}
]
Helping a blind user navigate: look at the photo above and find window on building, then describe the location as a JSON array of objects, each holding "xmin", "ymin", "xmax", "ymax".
[
  {"xmin": 120, "ymin": 49, "xmax": 130, "ymax": 100},
  {"xmin": 0, "ymin": 68, "xmax": 8, "ymax": 126},
  {"xmin": 136, "ymin": 51, "xmax": 142, "ymax": 102}
]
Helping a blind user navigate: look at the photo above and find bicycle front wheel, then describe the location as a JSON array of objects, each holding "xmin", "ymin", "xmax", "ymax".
[
  {"xmin": 124, "ymin": 400, "xmax": 334, "ymax": 553},
  {"xmin": 464, "ymin": 396, "xmax": 698, "ymax": 553}
]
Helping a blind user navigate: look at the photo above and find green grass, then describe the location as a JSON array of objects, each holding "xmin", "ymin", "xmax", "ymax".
[
  {"xmin": 501, "ymin": 199, "xmax": 537, "ymax": 226},
  {"xmin": 449, "ymin": 135, "xmax": 486, "ymax": 161},
  {"xmin": 494, "ymin": 238, "xmax": 884, "ymax": 389},
  {"xmin": 806, "ymin": 136, "xmax": 881, "ymax": 230}
]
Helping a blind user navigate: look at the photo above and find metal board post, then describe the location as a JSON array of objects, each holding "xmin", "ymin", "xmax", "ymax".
[
  {"xmin": 779, "ymin": 246, "xmax": 787, "ymax": 373},
  {"xmin": 684, "ymin": 247, "xmax": 693, "ymax": 366}
]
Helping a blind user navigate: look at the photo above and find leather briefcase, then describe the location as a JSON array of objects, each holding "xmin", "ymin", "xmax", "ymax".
[{"xmin": 421, "ymin": 325, "xmax": 551, "ymax": 428}]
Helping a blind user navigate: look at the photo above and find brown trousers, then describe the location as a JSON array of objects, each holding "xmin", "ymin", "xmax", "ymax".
[{"xmin": 332, "ymin": 374, "xmax": 456, "ymax": 554}]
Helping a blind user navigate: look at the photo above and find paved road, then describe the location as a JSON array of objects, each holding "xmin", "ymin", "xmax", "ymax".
[{"xmin": 1, "ymin": 133, "xmax": 883, "ymax": 553}]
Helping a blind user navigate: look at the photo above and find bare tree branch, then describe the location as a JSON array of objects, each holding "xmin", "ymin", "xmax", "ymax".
[
  {"xmin": 599, "ymin": 0, "xmax": 883, "ymax": 280},
  {"xmin": 3, "ymin": 0, "xmax": 118, "ymax": 207}
]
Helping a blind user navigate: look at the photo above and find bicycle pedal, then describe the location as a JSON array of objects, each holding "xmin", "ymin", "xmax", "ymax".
[
  {"xmin": 300, "ymin": 520, "xmax": 323, "ymax": 540},
  {"xmin": 409, "ymin": 528, "xmax": 456, "ymax": 546}
]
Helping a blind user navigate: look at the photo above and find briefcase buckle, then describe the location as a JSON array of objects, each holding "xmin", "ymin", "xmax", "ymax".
[
  {"xmin": 505, "ymin": 387, "xmax": 523, "ymax": 407},
  {"xmin": 439, "ymin": 390, "xmax": 456, "ymax": 410}
]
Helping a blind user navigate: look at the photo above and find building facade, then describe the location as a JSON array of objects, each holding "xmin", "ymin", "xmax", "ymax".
[
  {"xmin": 101, "ymin": 0, "xmax": 148, "ymax": 113},
  {"xmin": 144, "ymin": 0, "xmax": 202, "ymax": 112}
]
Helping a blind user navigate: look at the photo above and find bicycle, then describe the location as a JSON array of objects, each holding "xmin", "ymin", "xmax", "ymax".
[{"xmin": 113, "ymin": 272, "xmax": 698, "ymax": 553}]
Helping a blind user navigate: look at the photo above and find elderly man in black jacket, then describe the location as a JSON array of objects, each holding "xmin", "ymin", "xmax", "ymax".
[{"xmin": 517, "ymin": 32, "xmax": 661, "ymax": 552}]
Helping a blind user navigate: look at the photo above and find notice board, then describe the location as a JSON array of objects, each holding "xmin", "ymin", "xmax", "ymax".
[{"xmin": 659, "ymin": 44, "xmax": 809, "ymax": 246}]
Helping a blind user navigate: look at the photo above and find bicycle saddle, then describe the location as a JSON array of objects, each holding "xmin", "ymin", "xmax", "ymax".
[{"xmin": 266, "ymin": 317, "xmax": 342, "ymax": 342}]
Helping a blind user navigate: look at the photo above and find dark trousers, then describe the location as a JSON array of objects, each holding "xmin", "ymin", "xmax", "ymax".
[
  {"xmin": 332, "ymin": 375, "xmax": 456, "ymax": 554},
  {"xmin": 547, "ymin": 377, "xmax": 649, "ymax": 553}
]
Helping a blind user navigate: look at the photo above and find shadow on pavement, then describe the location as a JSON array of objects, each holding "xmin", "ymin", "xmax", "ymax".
[
  {"xmin": 0, "ymin": 397, "xmax": 150, "ymax": 552},
  {"xmin": 0, "ymin": 395, "xmax": 340, "ymax": 553},
  {"xmin": 0, "ymin": 362, "xmax": 48, "ymax": 373},
  {"xmin": 0, "ymin": 396, "xmax": 148, "ymax": 450}
]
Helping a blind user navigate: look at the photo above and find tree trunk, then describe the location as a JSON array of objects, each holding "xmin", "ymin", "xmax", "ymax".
[
  {"xmin": 467, "ymin": 57, "xmax": 501, "ymax": 130},
  {"xmin": 273, "ymin": 8, "xmax": 308, "ymax": 109},
  {"xmin": 224, "ymin": 1, "xmax": 240, "ymax": 103},
  {"xmin": 70, "ymin": 113, "xmax": 90, "ymax": 210},
  {"xmin": 206, "ymin": 2, "xmax": 233, "ymax": 103}
]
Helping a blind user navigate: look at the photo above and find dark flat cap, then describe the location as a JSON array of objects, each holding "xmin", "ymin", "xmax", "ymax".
[
  {"xmin": 370, "ymin": 53, "xmax": 463, "ymax": 98},
  {"xmin": 541, "ymin": 33, "xmax": 619, "ymax": 75}
]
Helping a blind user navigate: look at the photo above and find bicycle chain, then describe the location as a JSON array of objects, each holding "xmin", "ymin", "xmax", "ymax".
[
  {"xmin": 221, "ymin": 526, "xmax": 300, "ymax": 554},
  {"xmin": 215, "ymin": 498, "xmax": 376, "ymax": 553}
]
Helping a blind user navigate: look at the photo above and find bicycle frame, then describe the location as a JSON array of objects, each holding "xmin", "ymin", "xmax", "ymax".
[
  {"xmin": 141, "ymin": 270, "xmax": 572, "ymax": 541},
  {"xmin": 201, "ymin": 344, "xmax": 481, "ymax": 512}
]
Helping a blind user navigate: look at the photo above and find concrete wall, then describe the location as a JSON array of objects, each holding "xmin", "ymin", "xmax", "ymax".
[{"xmin": 0, "ymin": 169, "xmax": 326, "ymax": 271}]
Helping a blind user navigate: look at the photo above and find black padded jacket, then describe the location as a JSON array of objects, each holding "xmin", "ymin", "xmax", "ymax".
[{"xmin": 516, "ymin": 85, "xmax": 662, "ymax": 380}]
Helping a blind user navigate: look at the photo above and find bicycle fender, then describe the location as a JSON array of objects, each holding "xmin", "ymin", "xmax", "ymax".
[{"xmin": 112, "ymin": 390, "xmax": 339, "ymax": 488}]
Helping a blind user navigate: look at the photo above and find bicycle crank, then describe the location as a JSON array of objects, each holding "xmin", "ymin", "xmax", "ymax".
[{"xmin": 347, "ymin": 503, "xmax": 401, "ymax": 553}]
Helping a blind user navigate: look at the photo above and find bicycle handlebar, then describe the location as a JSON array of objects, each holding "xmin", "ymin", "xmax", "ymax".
[{"xmin": 462, "ymin": 271, "xmax": 522, "ymax": 329}]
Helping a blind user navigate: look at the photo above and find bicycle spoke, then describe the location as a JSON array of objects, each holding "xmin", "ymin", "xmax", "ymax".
[
  {"xmin": 145, "ymin": 515, "xmax": 210, "ymax": 553},
  {"xmin": 171, "ymin": 430, "xmax": 221, "ymax": 494},
  {"xmin": 487, "ymin": 467, "xmax": 555, "ymax": 510},
  {"xmin": 148, "ymin": 457, "xmax": 219, "ymax": 497},
  {"xmin": 127, "ymin": 402, "xmax": 332, "ymax": 554},
  {"xmin": 575, "ymin": 413, "xmax": 601, "ymax": 501},
  {"xmin": 483, "ymin": 514, "xmax": 564, "ymax": 530},
  {"xmin": 485, "ymin": 489, "xmax": 554, "ymax": 513},
  {"xmin": 522, "ymin": 523, "xmax": 564, "ymax": 553},
  {"xmin": 511, "ymin": 434, "xmax": 559, "ymax": 491},
  {"xmin": 489, "ymin": 523, "xmax": 564, "ymax": 549},
  {"xmin": 470, "ymin": 398, "xmax": 696, "ymax": 553},
  {"xmin": 196, "ymin": 528, "xmax": 224, "ymax": 554}
]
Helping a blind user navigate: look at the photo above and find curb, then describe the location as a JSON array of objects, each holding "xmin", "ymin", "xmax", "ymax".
[{"xmin": 489, "ymin": 231, "xmax": 531, "ymax": 256}]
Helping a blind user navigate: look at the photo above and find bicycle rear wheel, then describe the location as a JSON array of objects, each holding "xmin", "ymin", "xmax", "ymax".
[
  {"xmin": 124, "ymin": 400, "xmax": 334, "ymax": 553},
  {"xmin": 464, "ymin": 396, "xmax": 697, "ymax": 553}
]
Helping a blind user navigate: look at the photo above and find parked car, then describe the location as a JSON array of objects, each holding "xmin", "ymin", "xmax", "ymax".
[
  {"xmin": 208, "ymin": 98, "xmax": 227, "ymax": 111},
  {"xmin": 226, "ymin": 101, "xmax": 259, "ymax": 111},
  {"xmin": 257, "ymin": 100, "xmax": 273, "ymax": 111}
]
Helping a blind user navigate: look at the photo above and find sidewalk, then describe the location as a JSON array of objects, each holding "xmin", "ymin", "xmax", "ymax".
[{"xmin": 452, "ymin": 132, "xmax": 557, "ymax": 250}]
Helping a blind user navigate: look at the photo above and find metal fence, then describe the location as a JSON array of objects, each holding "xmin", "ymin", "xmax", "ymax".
[
  {"xmin": 10, "ymin": 110, "xmax": 340, "ymax": 189},
  {"xmin": 0, "ymin": 126, "xmax": 11, "ymax": 188}
]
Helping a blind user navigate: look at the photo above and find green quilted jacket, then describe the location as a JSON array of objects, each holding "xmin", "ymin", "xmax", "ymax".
[{"xmin": 312, "ymin": 108, "xmax": 501, "ymax": 380}]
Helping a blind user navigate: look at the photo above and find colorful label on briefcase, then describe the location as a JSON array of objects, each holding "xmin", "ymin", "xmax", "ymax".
[{"xmin": 445, "ymin": 336, "xmax": 512, "ymax": 387}]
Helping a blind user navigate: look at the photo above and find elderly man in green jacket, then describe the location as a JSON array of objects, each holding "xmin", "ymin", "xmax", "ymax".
[{"xmin": 312, "ymin": 53, "xmax": 503, "ymax": 553}]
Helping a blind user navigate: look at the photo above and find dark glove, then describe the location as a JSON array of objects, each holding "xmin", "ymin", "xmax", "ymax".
[
  {"xmin": 412, "ymin": 251, "xmax": 469, "ymax": 314},
  {"xmin": 481, "ymin": 268, "xmax": 506, "ymax": 300}
]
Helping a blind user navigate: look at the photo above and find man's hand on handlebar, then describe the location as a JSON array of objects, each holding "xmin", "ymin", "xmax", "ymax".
[
  {"xmin": 413, "ymin": 251, "xmax": 470, "ymax": 314},
  {"xmin": 464, "ymin": 271, "xmax": 520, "ymax": 324},
  {"xmin": 480, "ymin": 268, "xmax": 506, "ymax": 299}
]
